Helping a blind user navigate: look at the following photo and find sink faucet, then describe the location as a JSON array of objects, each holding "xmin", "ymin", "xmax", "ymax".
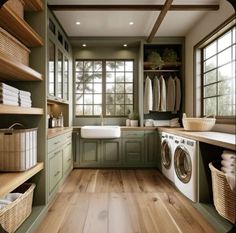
[{"xmin": 100, "ymin": 113, "xmax": 104, "ymax": 126}]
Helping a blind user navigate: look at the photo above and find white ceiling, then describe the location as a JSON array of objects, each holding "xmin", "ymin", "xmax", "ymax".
[{"xmin": 48, "ymin": 0, "xmax": 220, "ymax": 37}]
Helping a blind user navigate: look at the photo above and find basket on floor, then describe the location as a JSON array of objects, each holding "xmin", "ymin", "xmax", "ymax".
[
  {"xmin": 0, "ymin": 183, "xmax": 35, "ymax": 233},
  {"xmin": 209, "ymin": 161, "xmax": 236, "ymax": 224}
]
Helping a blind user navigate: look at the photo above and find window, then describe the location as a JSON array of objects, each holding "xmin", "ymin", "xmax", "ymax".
[
  {"xmin": 75, "ymin": 60, "xmax": 134, "ymax": 116},
  {"xmin": 201, "ymin": 25, "xmax": 235, "ymax": 117}
]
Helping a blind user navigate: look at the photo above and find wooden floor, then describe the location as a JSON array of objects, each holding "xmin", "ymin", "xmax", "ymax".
[{"xmin": 36, "ymin": 169, "xmax": 216, "ymax": 233}]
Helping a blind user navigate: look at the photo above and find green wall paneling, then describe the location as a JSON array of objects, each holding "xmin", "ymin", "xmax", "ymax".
[{"xmin": 144, "ymin": 131, "xmax": 158, "ymax": 166}]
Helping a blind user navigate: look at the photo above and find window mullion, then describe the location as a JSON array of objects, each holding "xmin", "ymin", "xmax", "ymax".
[{"xmin": 102, "ymin": 60, "xmax": 106, "ymax": 116}]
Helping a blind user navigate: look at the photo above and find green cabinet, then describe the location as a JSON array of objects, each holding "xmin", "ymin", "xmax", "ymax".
[
  {"xmin": 145, "ymin": 131, "xmax": 157, "ymax": 166},
  {"xmin": 102, "ymin": 139, "xmax": 122, "ymax": 167},
  {"xmin": 79, "ymin": 139, "xmax": 101, "ymax": 167},
  {"xmin": 63, "ymin": 141, "xmax": 73, "ymax": 176}
]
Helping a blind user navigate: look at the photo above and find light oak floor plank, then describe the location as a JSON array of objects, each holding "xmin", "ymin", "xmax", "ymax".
[{"xmin": 36, "ymin": 169, "xmax": 216, "ymax": 233}]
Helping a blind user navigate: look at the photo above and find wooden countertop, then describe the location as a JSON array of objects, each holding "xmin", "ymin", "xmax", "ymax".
[
  {"xmin": 0, "ymin": 162, "xmax": 44, "ymax": 198},
  {"xmin": 158, "ymin": 127, "xmax": 236, "ymax": 151},
  {"xmin": 73, "ymin": 126, "xmax": 157, "ymax": 131},
  {"xmin": 47, "ymin": 127, "xmax": 73, "ymax": 139}
]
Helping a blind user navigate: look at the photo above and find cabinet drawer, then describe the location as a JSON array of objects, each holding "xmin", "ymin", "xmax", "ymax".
[
  {"xmin": 63, "ymin": 132, "xmax": 72, "ymax": 143},
  {"xmin": 48, "ymin": 135, "xmax": 64, "ymax": 153},
  {"xmin": 122, "ymin": 131, "xmax": 144, "ymax": 138},
  {"xmin": 63, "ymin": 142, "xmax": 72, "ymax": 175},
  {"xmin": 49, "ymin": 150, "xmax": 62, "ymax": 193}
]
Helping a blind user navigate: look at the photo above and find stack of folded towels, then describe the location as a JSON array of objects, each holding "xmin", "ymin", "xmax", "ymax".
[
  {"xmin": 170, "ymin": 118, "xmax": 180, "ymax": 127},
  {"xmin": 0, "ymin": 193, "xmax": 22, "ymax": 209},
  {"xmin": 221, "ymin": 150, "xmax": 236, "ymax": 191},
  {"xmin": 0, "ymin": 82, "xmax": 19, "ymax": 106},
  {"xmin": 19, "ymin": 90, "xmax": 32, "ymax": 107}
]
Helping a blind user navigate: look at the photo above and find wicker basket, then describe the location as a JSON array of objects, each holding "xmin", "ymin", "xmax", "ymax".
[
  {"xmin": 0, "ymin": 27, "xmax": 30, "ymax": 65},
  {"xmin": 0, "ymin": 124, "xmax": 37, "ymax": 172},
  {"xmin": 209, "ymin": 161, "xmax": 236, "ymax": 223},
  {"xmin": 4, "ymin": 0, "xmax": 24, "ymax": 19},
  {"xmin": 0, "ymin": 183, "xmax": 35, "ymax": 233}
]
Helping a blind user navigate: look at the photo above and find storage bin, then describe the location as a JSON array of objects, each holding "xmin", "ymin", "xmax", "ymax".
[
  {"xmin": 0, "ymin": 183, "xmax": 35, "ymax": 233},
  {"xmin": 0, "ymin": 124, "xmax": 37, "ymax": 171},
  {"xmin": 4, "ymin": 0, "xmax": 24, "ymax": 19},
  {"xmin": 209, "ymin": 161, "xmax": 236, "ymax": 223},
  {"xmin": 0, "ymin": 27, "xmax": 30, "ymax": 65}
]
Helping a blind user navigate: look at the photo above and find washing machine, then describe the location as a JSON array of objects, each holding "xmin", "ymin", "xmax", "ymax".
[
  {"xmin": 173, "ymin": 136, "xmax": 198, "ymax": 202},
  {"xmin": 161, "ymin": 132, "xmax": 175, "ymax": 183}
]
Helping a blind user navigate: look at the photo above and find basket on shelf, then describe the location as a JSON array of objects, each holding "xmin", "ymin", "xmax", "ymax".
[
  {"xmin": 4, "ymin": 0, "xmax": 25, "ymax": 19},
  {"xmin": 0, "ymin": 123, "xmax": 37, "ymax": 172},
  {"xmin": 0, "ymin": 183, "xmax": 35, "ymax": 233},
  {"xmin": 0, "ymin": 27, "xmax": 30, "ymax": 65},
  {"xmin": 209, "ymin": 161, "xmax": 236, "ymax": 224}
]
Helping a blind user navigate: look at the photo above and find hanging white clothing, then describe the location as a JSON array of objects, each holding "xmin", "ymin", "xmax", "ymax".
[
  {"xmin": 143, "ymin": 75, "xmax": 153, "ymax": 114},
  {"xmin": 153, "ymin": 76, "xmax": 160, "ymax": 111},
  {"xmin": 166, "ymin": 76, "xmax": 175, "ymax": 112},
  {"xmin": 160, "ymin": 75, "xmax": 166, "ymax": 112},
  {"xmin": 174, "ymin": 76, "xmax": 181, "ymax": 111}
]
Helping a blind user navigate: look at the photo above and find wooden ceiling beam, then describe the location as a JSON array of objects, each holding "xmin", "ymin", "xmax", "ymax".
[
  {"xmin": 48, "ymin": 4, "xmax": 219, "ymax": 11},
  {"xmin": 147, "ymin": 0, "xmax": 173, "ymax": 43}
]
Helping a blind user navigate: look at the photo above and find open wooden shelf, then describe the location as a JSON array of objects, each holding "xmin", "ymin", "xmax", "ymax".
[
  {"xmin": 0, "ymin": 105, "xmax": 44, "ymax": 115},
  {"xmin": 0, "ymin": 53, "xmax": 43, "ymax": 81},
  {"xmin": 0, "ymin": 5, "xmax": 43, "ymax": 47},
  {"xmin": 23, "ymin": 0, "xmax": 44, "ymax": 11},
  {"xmin": 0, "ymin": 162, "xmax": 44, "ymax": 198}
]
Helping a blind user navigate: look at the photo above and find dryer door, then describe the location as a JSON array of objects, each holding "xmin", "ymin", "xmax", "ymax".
[
  {"xmin": 161, "ymin": 140, "xmax": 171, "ymax": 169},
  {"xmin": 174, "ymin": 145, "xmax": 192, "ymax": 183}
]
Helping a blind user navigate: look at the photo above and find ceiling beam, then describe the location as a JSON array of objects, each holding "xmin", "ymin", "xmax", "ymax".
[
  {"xmin": 147, "ymin": 0, "xmax": 173, "ymax": 43},
  {"xmin": 48, "ymin": 4, "xmax": 219, "ymax": 11}
]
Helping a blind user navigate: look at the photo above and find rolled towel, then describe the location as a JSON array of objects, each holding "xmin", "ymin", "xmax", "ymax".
[
  {"xmin": 221, "ymin": 166, "xmax": 235, "ymax": 174},
  {"xmin": 221, "ymin": 150, "xmax": 236, "ymax": 160},
  {"xmin": 221, "ymin": 160, "xmax": 236, "ymax": 168},
  {"xmin": 0, "ymin": 199, "xmax": 12, "ymax": 205},
  {"xmin": 0, "ymin": 203, "xmax": 8, "ymax": 209},
  {"xmin": 4, "ymin": 193, "xmax": 22, "ymax": 202}
]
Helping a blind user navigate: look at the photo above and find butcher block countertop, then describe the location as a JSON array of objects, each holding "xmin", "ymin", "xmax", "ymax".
[
  {"xmin": 158, "ymin": 127, "xmax": 236, "ymax": 151},
  {"xmin": 47, "ymin": 127, "xmax": 73, "ymax": 139}
]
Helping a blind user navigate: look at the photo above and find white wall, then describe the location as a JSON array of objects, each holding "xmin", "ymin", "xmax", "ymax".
[
  {"xmin": 185, "ymin": 0, "xmax": 235, "ymax": 133},
  {"xmin": 185, "ymin": 0, "xmax": 234, "ymax": 117}
]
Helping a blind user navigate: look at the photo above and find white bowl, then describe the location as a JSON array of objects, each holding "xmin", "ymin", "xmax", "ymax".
[{"xmin": 182, "ymin": 117, "xmax": 216, "ymax": 131}]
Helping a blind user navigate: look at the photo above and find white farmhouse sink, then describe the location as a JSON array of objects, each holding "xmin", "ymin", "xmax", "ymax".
[{"xmin": 81, "ymin": 126, "xmax": 121, "ymax": 139}]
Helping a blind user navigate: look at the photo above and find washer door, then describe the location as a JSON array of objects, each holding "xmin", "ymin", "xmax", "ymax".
[
  {"xmin": 174, "ymin": 145, "xmax": 192, "ymax": 183},
  {"xmin": 161, "ymin": 140, "xmax": 171, "ymax": 169}
]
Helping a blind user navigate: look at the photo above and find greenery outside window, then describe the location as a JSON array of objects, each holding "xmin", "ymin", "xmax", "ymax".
[
  {"xmin": 201, "ymin": 25, "xmax": 235, "ymax": 117},
  {"xmin": 75, "ymin": 60, "xmax": 134, "ymax": 117}
]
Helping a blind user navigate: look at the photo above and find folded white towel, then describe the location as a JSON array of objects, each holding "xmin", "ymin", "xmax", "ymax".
[
  {"xmin": 221, "ymin": 151, "xmax": 236, "ymax": 160},
  {"xmin": 20, "ymin": 103, "xmax": 32, "ymax": 107},
  {"xmin": 4, "ymin": 193, "xmax": 22, "ymax": 202},
  {"xmin": 19, "ymin": 90, "xmax": 31, "ymax": 97},
  {"xmin": 0, "ymin": 199, "xmax": 12, "ymax": 205},
  {"xmin": 19, "ymin": 99, "xmax": 32, "ymax": 104},
  {"xmin": 221, "ymin": 166, "xmax": 235, "ymax": 174},
  {"xmin": 153, "ymin": 120, "xmax": 170, "ymax": 127},
  {"xmin": 0, "ymin": 95, "xmax": 19, "ymax": 102},
  {"xmin": 19, "ymin": 95, "xmax": 31, "ymax": 101},
  {"xmin": 221, "ymin": 160, "xmax": 236, "ymax": 168},
  {"xmin": 0, "ymin": 89, "xmax": 18, "ymax": 97},
  {"xmin": 0, "ymin": 99, "xmax": 19, "ymax": 106},
  {"xmin": 0, "ymin": 82, "xmax": 19, "ymax": 93}
]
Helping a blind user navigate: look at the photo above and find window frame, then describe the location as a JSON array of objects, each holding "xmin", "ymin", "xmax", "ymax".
[
  {"xmin": 194, "ymin": 14, "xmax": 236, "ymax": 125},
  {"xmin": 74, "ymin": 59, "xmax": 134, "ymax": 118}
]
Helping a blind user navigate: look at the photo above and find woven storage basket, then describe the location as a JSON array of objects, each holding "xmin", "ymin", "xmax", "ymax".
[
  {"xmin": 209, "ymin": 161, "xmax": 236, "ymax": 223},
  {"xmin": 0, "ymin": 124, "xmax": 37, "ymax": 172},
  {"xmin": 0, "ymin": 27, "xmax": 30, "ymax": 66},
  {"xmin": 4, "ymin": 0, "xmax": 24, "ymax": 19},
  {"xmin": 0, "ymin": 183, "xmax": 35, "ymax": 233}
]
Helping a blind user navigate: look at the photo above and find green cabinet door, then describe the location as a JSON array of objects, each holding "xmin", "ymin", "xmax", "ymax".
[
  {"xmin": 145, "ymin": 131, "xmax": 157, "ymax": 166},
  {"xmin": 63, "ymin": 141, "xmax": 72, "ymax": 176},
  {"xmin": 123, "ymin": 138, "xmax": 144, "ymax": 167},
  {"xmin": 80, "ymin": 139, "xmax": 101, "ymax": 167},
  {"xmin": 156, "ymin": 133, "xmax": 162, "ymax": 170},
  {"xmin": 102, "ymin": 139, "xmax": 122, "ymax": 167}
]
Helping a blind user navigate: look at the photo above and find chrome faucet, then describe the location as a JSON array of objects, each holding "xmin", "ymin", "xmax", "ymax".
[{"xmin": 100, "ymin": 113, "xmax": 104, "ymax": 126}]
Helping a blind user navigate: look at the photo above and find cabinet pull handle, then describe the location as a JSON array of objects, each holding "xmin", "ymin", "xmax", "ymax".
[
  {"xmin": 54, "ymin": 151, "xmax": 61, "ymax": 156},
  {"xmin": 54, "ymin": 141, "xmax": 60, "ymax": 145},
  {"xmin": 54, "ymin": 171, "xmax": 60, "ymax": 177}
]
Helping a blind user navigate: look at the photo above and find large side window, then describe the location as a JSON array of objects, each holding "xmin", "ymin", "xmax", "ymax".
[
  {"xmin": 201, "ymin": 25, "xmax": 235, "ymax": 117},
  {"xmin": 75, "ymin": 59, "xmax": 134, "ymax": 117}
]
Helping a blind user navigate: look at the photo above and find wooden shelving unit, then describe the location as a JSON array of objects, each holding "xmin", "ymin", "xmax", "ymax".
[
  {"xmin": 23, "ymin": 0, "xmax": 44, "ymax": 12},
  {"xmin": 0, "ymin": 105, "xmax": 44, "ymax": 115},
  {"xmin": 0, "ymin": 53, "xmax": 43, "ymax": 81},
  {"xmin": 0, "ymin": 162, "xmax": 44, "ymax": 198},
  {"xmin": 0, "ymin": 5, "xmax": 43, "ymax": 47}
]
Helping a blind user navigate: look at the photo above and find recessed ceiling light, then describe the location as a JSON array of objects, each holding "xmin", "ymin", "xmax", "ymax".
[
  {"xmin": 82, "ymin": 44, "xmax": 87, "ymax": 47},
  {"xmin": 129, "ymin": 22, "xmax": 134, "ymax": 25},
  {"xmin": 123, "ymin": 44, "xmax": 128, "ymax": 47},
  {"xmin": 76, "ymin": 21, "xmax": 81, "ymax": 25}
]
